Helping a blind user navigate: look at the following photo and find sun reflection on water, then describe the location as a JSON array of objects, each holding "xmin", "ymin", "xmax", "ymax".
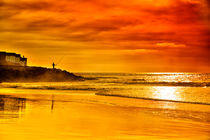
[{"xmin": 153, "ymin": 87, "xmax": 180, "ymax": 101}]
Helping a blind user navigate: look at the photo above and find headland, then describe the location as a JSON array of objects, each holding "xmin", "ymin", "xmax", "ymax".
[
  {"xmin": 0, "ymin": 51, "xmax": 84, "ymax": 82},
  {"xmin": 0, "ymin": 65, "xmax": 84, "ymax": 82}
]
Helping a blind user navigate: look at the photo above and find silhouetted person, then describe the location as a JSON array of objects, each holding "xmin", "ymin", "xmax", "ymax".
[{"xmin": 52, "ymin": 62, "xmax": 56, "ymax": 69}]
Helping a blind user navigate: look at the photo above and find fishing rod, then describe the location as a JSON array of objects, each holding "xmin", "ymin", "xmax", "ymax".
[
  {"xmin": 52, "ymin": 55, "xmax": 65, "ymax": 69},
  {"xmin": 56, "ymin": 56, "xmax": 65, "ymax": 66}
]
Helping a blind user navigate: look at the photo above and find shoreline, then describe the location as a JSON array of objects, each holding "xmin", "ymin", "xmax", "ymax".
[{"xmin": 96, "ymin": 92, "xmax": 210, "ymax": 106}]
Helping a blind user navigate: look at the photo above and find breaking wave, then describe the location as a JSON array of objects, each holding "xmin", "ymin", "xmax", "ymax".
[
  {"xmin": 94, "ymin": 80, "xmax": 210, "ymax": 87},
  {"xmin": 95, "ymin": 92, "xmax": 210, "ymax": 106},
  {"xmin": 0, "ymin": 84, "xmax": 98, "ymax": 91},
  {"xmin": 123, "ymin": 81, "xmax": 210, "ymax": 87}
]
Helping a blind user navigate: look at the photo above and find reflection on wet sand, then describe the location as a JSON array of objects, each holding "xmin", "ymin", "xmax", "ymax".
[
  {"xmin": 51, "ymin": 94, "xmax": 55, "ymax": 111},
  {"xmin": 0, "ymin": 95, "xmax": 26, "ymax": 119}
]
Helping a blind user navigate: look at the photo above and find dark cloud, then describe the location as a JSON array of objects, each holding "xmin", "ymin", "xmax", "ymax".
[
  {"xmin": 25, "ymin": 18, "xmax": 73, "ymax": 30},
  {"xmin": 73, "ymin": 17, "xmax": 142, "ymax": 32},
  {"xmin": 156, "ymin": 2, "xmax": 199, "ymax": 24},
  {"xmin": 0, "ymin": 1, "xmax": 52, "ymax": 11}
]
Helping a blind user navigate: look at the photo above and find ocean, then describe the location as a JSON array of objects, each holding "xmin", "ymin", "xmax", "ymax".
[
  {"xmin": 1, "ymin": 72, "xmax": 210, "ymax": 104},
  {"xmin": 0, "ymin": 73, "xmax": 209, "ymax": 140}
]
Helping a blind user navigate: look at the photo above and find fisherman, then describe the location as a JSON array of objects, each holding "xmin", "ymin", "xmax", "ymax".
[
  {"xmin": 53, "ymin": 56, "xmax": 64, "ymax": 70},
  {"xmin": 52, "ymin": 62, "xmax": 56, "ymax": 69}
]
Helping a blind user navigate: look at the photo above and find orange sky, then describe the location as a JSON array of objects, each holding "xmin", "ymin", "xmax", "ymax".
[{"xmin": 1, "ymin": 0, "xmax": 210, "ymax": 72}]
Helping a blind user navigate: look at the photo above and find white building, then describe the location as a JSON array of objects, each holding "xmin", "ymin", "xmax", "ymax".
[{"xmin": 0, "ymin": 52, "xmax": 27, "ymax": 66}]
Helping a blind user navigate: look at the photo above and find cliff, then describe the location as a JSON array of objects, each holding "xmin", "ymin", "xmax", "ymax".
[{"xmin": 0, "ymin": 66, "xmax": 84, "ymax": 82}]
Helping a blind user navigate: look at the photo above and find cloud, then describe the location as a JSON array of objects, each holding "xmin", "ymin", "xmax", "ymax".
[
  {"xmin": 156, "ymin": 43, "xmax": 186, "ymax": 48},
  {"xmin": 0, "ymin": 1, "xmax": 52, "ymax": 11},
  {"xmin": 0, "ymin": 0, "xmax": 209, "ymax": 72}
]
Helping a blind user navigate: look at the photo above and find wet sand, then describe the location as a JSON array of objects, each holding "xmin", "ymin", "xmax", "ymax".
[{"xmin": 0, "ymin": 88, "xmax": 209, "ymax": 140}]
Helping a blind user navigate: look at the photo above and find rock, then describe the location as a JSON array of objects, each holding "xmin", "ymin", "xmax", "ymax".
[{"xmin": 0, "ymin": 66, "xmax": 84, "ymax": 82}]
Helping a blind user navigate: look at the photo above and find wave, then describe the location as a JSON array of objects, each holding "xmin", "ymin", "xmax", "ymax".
[
  {"xmin": 78, "ymin": 72, "xmax": 210, "ymax": 77},
  {"xmin": 0, "ymin": 85, "xmax": 98, "ymax": 91},
  {"xmin": 95, "ymin": 92, "xmax": 210, "ymax": 106},
  {"xmin": 94, "ymin": 80, "xmax": 210, "ymax": 87},
  {"xmin": 123, "ymin": 81, "xmax": 210, "ymax": 87},
  {"xmin": 0, "ymin": 84, "xmax": 121, "ymax": 91}
]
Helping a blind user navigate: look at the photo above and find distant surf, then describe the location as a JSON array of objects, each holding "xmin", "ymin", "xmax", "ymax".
[
  {"xmin": 0, "ymin": 72, "xmax": 209, "ymax": 106},
  {"xmin": 0, "ymin": 84, "xmax": 98, "ymax": 91},
  {"xmin": 96, "ymin": 81, "xmax": 210, "ymax": 87}
]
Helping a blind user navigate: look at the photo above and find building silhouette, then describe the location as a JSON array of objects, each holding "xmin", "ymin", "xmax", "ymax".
[{"xmin": 0, "ymin": 52, "xmax": 27, "ymax": 66}]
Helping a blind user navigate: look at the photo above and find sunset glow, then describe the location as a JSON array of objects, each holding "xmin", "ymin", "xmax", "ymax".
[{"xmin": 1, "ymin": 0, "xmax": 209, "ymax": 72}]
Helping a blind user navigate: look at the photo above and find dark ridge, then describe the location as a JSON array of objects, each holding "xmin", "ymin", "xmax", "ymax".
[{"xmin": 0, "ymin": 65, "xmax": 84, "ymax": 82}]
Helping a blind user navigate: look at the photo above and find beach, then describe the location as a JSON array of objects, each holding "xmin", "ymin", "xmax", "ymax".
[
  {"xmin": 0, "ymin": 73, "xmax": 210, "ymax": 140},
  {"xmin": 0, "ymin": 89, "xmax": 209, "ymax": 140}
]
